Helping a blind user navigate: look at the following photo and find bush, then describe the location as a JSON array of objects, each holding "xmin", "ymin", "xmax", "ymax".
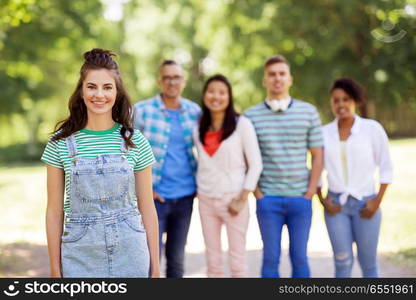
[{"xmin": 0, "ymin": 143, "xmax": 45, "ymax": 164}]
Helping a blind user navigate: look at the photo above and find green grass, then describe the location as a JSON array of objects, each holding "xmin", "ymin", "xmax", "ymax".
[
  {"xmin": 379, "ymin": 139, "xmax": 416, "ymax": 251},
  {"xmin": 0, "ymin": 138, "xmax": 415, "ymax": 272}
]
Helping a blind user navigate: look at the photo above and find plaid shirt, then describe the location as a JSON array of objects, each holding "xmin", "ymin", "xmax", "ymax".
[{"xmin": 133, "ymin": 94, "xmax": 201, "ymax": 185}]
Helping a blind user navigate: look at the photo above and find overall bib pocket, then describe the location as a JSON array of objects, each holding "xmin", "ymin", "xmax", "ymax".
[{"xmin": 73, "ymin": 169, "xmax": 130, "ymax": 201}]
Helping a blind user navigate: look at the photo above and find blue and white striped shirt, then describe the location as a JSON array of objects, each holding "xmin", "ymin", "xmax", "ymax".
[{"xmin": 244, "ymin": 99, "xmax": 323, "ymax": 196}]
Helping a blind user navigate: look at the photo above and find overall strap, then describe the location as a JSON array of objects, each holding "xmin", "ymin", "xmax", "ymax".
[
  {"xmin": 120, "ymin": 136, "xmax": 128, "ymax": 154},
  {"xmin": 66, "ymin": 134, "xmax": 78, "ymax": 158}
]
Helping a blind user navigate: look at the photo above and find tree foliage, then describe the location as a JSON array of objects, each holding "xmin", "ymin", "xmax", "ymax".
[
  {"xmin": 123, "ymin": 0, "xmax": 416, "ymax": 134},
  {"xmin": 0, "ymin": 0, "xmax": 415, "ymax": 155},
  {"xmin": 0, "ymin": 0, "xmax": 136, "ymax": 148}
]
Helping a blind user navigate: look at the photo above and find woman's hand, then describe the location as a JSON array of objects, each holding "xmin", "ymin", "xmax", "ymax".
[
  {"xmin": 150, "ymin": 268, "xmax": 161, "ymax": 278},
  {"xmin": 360, "ymin": 197, "xmax": 381, "ymax": 219},
  {"xmin": 50, "ymin": 270, "xmax": 62, "ymax": 278},
  {"xmin": 228, "ymin": 196, "xmax": 246, "ymax": 216},
  {"xmin": 228, "ymin": 190, "xmax": 249, "ymax": 216},
  {"xmin": 322, "ymin": 196, "xmax": 342, "ymax": 216}
]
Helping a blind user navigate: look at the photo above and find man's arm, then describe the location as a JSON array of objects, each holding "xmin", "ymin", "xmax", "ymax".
[
  {"xmin": 304, "ymin": 146, "xmax": 323, "ymax": 199},
  {"xmin": 132, "ymin": 104, "xmax": 145, "ymax": 132}
]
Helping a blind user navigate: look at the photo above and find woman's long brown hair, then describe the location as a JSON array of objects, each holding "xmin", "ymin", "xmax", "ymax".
[{"xmin": 51, "ymin": 48, "xmax": 135, "ymax": 147}]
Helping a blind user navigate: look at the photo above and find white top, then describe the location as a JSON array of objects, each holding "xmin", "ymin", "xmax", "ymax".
[
  {"xmin": 322, "ymin": 115, "xmax": 393, "ymax": 205},
  {"xmin": 194, "ymin": 116, "xmax": 263, "ymax": 198},
  {"xmin": 339, "ymin": 141, "xmax": 348, "ymax": 185}
]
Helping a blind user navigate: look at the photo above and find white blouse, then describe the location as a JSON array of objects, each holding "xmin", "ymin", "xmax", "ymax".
[
  {"xmin": 322, "ymin": 115, "xmax": 393, "ymax": 205},
  {"xmin": 193, "ymin": 116, "xmax": 263, "ymax": 198}
]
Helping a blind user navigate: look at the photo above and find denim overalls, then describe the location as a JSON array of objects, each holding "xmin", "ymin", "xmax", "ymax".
[{"xmin": 61, "ymin": 135, "xmax": 150, "ymax": 277}]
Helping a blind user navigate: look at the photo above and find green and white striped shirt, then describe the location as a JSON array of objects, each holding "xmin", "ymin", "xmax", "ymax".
[{"xmin": 41, "ymin": 123, "xmax": 155, "ymax": 213}]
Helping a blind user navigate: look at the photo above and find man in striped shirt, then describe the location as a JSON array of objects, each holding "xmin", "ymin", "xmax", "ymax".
[{"xmin": 245, "ymin": 55, "xmax": 323, "ymax": 278}]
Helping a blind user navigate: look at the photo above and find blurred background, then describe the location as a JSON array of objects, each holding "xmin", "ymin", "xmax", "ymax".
[{"xmin": 0, "ymin": 0, "xmax": 415, "ymax": 277}]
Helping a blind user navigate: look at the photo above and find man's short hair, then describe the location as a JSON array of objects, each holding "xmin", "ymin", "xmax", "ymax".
[
  {"xmin": 159, "ymin": 59, "xmax": 179, "ymax": 72},
  {"xmin": 264, "ymin": 55, "xmax": 290, "ymax": 69}
]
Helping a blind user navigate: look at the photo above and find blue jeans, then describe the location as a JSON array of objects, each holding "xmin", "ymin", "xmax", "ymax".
[
  {"xmin": 256, "ymin": 195, "xmax": 312, "ymax": 278},
  {"xmin": 324, "ymin": 191, "xmax": 381, "ymax": 278},
  {"xmin": 154, "ymin": 194, "xmax": 194, "ymax": 278}
]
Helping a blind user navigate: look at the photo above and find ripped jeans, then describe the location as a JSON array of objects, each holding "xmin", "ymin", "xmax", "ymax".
[{"xmin": 324, "ymin": 191, "xmax": 381, "ymax": 278}]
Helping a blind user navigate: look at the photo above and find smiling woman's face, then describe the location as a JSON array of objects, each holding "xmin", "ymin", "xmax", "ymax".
[
  {"xmin": 203, "ymin": 80, "xmax": 230, "ymax": 114},
  {"xmin": 330, "ymin": 88, "xmax": 356, "ymax": 120},
  {"xmin": 82, "ymin": 68, "xmax": 117, "ymax": 118}
]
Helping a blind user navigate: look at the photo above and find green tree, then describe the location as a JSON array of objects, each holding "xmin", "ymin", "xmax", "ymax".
[
  {"xmin": 123, "ymin": 0, "xmax": 416, "ymax": 135},
  {"xmin": 0, "ymin": 0, "xmax": 138, "ymax": 157}
]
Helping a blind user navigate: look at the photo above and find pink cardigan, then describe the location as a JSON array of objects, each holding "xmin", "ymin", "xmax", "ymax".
[{"xmin": 193, "ymin": 116, "xmax": 263, "ymax": 198}]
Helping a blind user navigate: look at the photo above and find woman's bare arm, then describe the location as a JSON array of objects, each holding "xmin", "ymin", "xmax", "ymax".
[
  {"xmin": 135, "ymin": 166, "xmax": 160, "ymax": 278},
  {"xmin": 45, "ymin": 164, "xmax": 64, "ymax": 277}
]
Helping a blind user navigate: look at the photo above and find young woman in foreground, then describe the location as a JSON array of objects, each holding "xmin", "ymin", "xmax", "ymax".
[{"xmin": 42, "ymin": 48, "xmax": 159, "ymax": 277}]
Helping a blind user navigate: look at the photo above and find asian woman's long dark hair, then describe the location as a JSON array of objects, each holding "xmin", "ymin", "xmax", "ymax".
[
  {"xmin": 51, "ymin": 48, "xmax": 135, "ymax": 147},
  {"xmin": 199, "ymin": 74, "xmax": 239, "ymax": 144}
]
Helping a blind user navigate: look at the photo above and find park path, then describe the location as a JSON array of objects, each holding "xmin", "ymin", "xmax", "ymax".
[{"xmin": 3, "ymin": 197, "xmax": 415, "ymax": 278}]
